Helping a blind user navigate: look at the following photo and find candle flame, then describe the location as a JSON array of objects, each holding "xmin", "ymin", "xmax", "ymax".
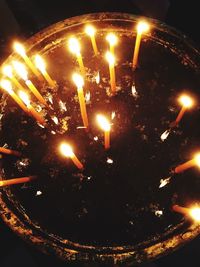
[
  {"xmin": 179, "ymin": 94, "xmax": 194, "ymax": 108},
  {"xmin": 137, "ymin": 21, "xmax": 150, "ymax": 34},
  {"xmin": 97, "ymin": 114, "xmax": 111, "ymax": 131},
  {"xmin": 194, "ymin": 153, "xmax": 200, "ymax": 168},
  {"xmin": 13, "ymin": 42, "xmax": 26, "ymax": 56},
  {"xmin": 18, "ymin": 90, "xmax": 30, "ymax": 106},
  {"xmin": 0, "ymin": 79, "xmax": 13, "ymax": 94},
  {"xmin": 72, "ymin": 73, "xmax": 84, "ymax": 88},
  {"xmin": 105, "ymin": 51, "xmax": 115, "ymax": 65},
  {"xmin": 68, "ymin": 37, "xmax": 81, "ymax": 55},
  {"xmin": 12, "ymin": 61, "xmax": 28, "ymax": 81},
  {"xmin": 189, "ymin": 207, "xmax": 200, "ymax": 222},
  {"xmin": 34, "ymin": 54, "xmax": 46, "ymax": 72},
  {"xmin": 106, "ymin": 33, "xmax": 118, "ymax": 46},
  {"xmin": 60, "ymin": 143, "xmax": 74, "ymax": 157},
  {"xmin": 2, "ymin": 65, "xmax": 13, "ymax": 78},
  {"xmin": 85, "ymin": 25, "xmax": 96, "ymax": 36}
]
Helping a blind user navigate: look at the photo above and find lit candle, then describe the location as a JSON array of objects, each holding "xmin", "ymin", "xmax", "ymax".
[
  {"xmin": 174, "ymin": 94, "xmax": 194, "ymax": 125},
  {"xmin": 68, "ymin": 37, "xmax": 86, "ymax": 77},
  {"xmin": 18, "ymin": 90, "xmax": 45, "ymax": 125},
  {"xmin": 2, "ymin": 65, "xmax": 25, "ymax": 91},
  {"xmin": 172, "ymin": 204, "xmax": 200, "ymax": 222},
  {"xmin": 0, "ymin": 79, "xmax": 29, "ymax": 113},
  {"xmin": 106, "ymin": 33, "xmax": 118, "ymax": 54},
  {"xmin": 0, "ymin": 147, "xmax": 21, "ymax": 157},
  {"xmin": 96, "ymin": 114, "xmax": 111, "ymax": 149},
  {"xmin": 60, "ymin": 143, "xmax": 83, "ymax": 169},
  {"xmin": 13, "ymin": 61, "xmax": 47, "ymax": 106},
  {"xmin": 174, "ymin": 153, "xmax": 200, "ymax": 173},
  {"xmin": 132, "ymin": 21, "xmax": 150, "ymax": 69},
  {"xmin": 0, "ymin": 176, "xmax": 37, "ymax": 187},
  {"xmin": 85, "ymin": 25, "xmax": 98, "ymax": 56},
  {"xmin": 34, "ymin": 55, "xmax": 56, "ymax": 87},
  {"xmin": 13, "ymin": 42, "xmax": 41, "ymax": 77},
  {"xmin": 72, "ymin": 73, "xmax": 89, "ymax": 129},
  {"xmin": 105, "ymin": 51, "xmax": 116, "ymax": 94}
]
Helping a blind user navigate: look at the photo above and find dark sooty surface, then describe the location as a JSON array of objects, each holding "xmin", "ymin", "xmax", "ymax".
[{"xmin": 1, "ymin": 32, "xmax": 200, "ymax": 247}]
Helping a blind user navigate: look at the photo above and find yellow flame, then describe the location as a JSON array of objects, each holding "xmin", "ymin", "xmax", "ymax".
[
  {"xmin": 13, "ymin": 42, "xmax": 26, "ymax": 56},
  {"xmin": 194, "ymin": 153, "xmax": 200, "ymax": 168},
  {"xmin": 106, "ymin": 33, "xmax": 118, "ymax": 46},
  {"xmin": 18, "ymin": 90, "xmax": 30, "ymax": 106},
  {"xmin": 68, "ymin": 37, "xmax": 81, "ymax": 55},
  {"xmin": 12, "ymin": 61, "xmax": 28, "ymax": 81},
  {"xmin": 105, "ymin": 51, "xmax": 115, "ymax": 65},
  {"xmin": 60, "ymin": 143, "xmax": 74, "ymax": 157},
  {"xmin": 0, "ymin": 79, "xmax": 13, "ymax": 94},
  {"xmin": 97, "ymin": 114, "xmax": 111, "ymax": 132},
  {"xmin": 189, "ymin": 207, "xmax": 200, "ymax": 222},
  {"xmin": 2, "ymin": 65, "xmax": 13, "ymax": 78},
  {"xmin": 179, "ymin": 94, "xmax": 194, "ymax": 108},
  {"xmin": 95, "ymin": 71, "xmax": 100, "ymax": 84},
  {"xmin": 72, "ymin": 73, "xmax": 84, "ymax": 88},
  {"xmin": 137, "ymin": 21, "xmax": 150, "ymax": 34},
  {"xmin": 85, "ymin": 25, "xmax": 96, "ymax": 36},
  {"xmin": 34, "ymin": 55, "xmax": 46, "ymax": 72}
]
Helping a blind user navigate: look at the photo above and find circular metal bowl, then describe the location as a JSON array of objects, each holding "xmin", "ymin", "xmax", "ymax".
[{"xmin": 1, "ymin": 12, "xmax": 200, "ymax": 266}]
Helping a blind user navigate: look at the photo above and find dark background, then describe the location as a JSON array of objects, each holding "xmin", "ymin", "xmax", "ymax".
[{"xmin": 0, "ymin": 0, "xmax": 200, "ymax": 266}]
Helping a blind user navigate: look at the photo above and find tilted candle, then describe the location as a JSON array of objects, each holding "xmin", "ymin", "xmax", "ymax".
[
  {"xmin": 85, "ymin": 25, "xmax": 98, "ymax": 56},
  {"xmin": 60, "ymin": 143, "xmax": 83, "ymax": 169},
  {"xmin": 105, "ymin": 51, "xmax": 116, "ymax": 94},
  {"xmin": 174, "ymin": 153, "xmax": 200, "ymax": 173},
  {"xmin": 2, "ymin": 65, "xmax": 25, "ymax": 91},
  {"xmin": 172, "ymin": 204, "xmax": 200, "ymax": 222},
  {"xmin": 72, "ymin": 73, "xmax": 89, "ymax": 129}
]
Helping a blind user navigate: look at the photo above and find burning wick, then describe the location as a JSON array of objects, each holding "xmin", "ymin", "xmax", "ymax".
[
  {"xmin": 172, "ymin": 205, "xmax": 200, "ymax": 222},
  {"xmin": 18, "ymin": 90, "xmax": 45, "ymax": 125},
  {"xmin": 72, "ymin": 73, "xmax": 89, "ymax": 129},
  {"xmin": 0, "ymin": 176, "xmax": 37, "ymax": 187},
  {"xmin": 85, "ymin": 25, "xmax": 98, "ymax": 56},
  {"xmin": 60, "ymin": 143, "xmax": 83, "ymax": 169},
  {"xmin": 174, "ymin": 153, "xmax": 200, "ymax": 173},
  {"xmin": 106, "ymin": 33, "xmax": 118, "ymax": 54},
  {"xmin": 2, "ymin": 65, "xmax": 25, "ymax": 91},
  {"xmin": 0, "ymin": 79, "xmax": 28, "ymax": 113},
  {"xmin": 68, "ymin": 37, "xmax": 86, "ymax": 77},
  {"xmin": 96, "ymin": 114, "xmax": 111, "ymax": 150},
  {"xmin": 13, "ymin": 42, "xmax": 40, "ymax": 77},
  {"xmin": 34, "ymin": 55, "xmax": 56, "ymax": 87},
  {"xmin": 0, "ymin": 147, "xmax": 21, "ymax": 157},
  {"xmin": 105, "ymin": 51, "xmax": 116, "ymax": 94},
  {"xmin": 173, "ymin": 94, "xmax": 194, "ymax": 126},
  {"xmin": 132, "ymin": 20, "xmax": 150, "ymax": 69},
  {"xmin": 13, "ymin": 61, "xmax": 47, "ymax": 106}
]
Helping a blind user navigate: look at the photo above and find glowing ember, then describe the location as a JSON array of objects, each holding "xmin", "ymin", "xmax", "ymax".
[
  {"xmin": 159, "ymin": 177, "xmax": 171, "ymax": 188},
  {"xmin": 94, "ymin": 136, "xmax": 98, "ymax": 141},
  {"xmin": 59, "ymin": 100, "xmax": 67, "ymax": 112},
  {"xmin": 36, "ymin": 190, "xmax": 42, "ymax": 196}
]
